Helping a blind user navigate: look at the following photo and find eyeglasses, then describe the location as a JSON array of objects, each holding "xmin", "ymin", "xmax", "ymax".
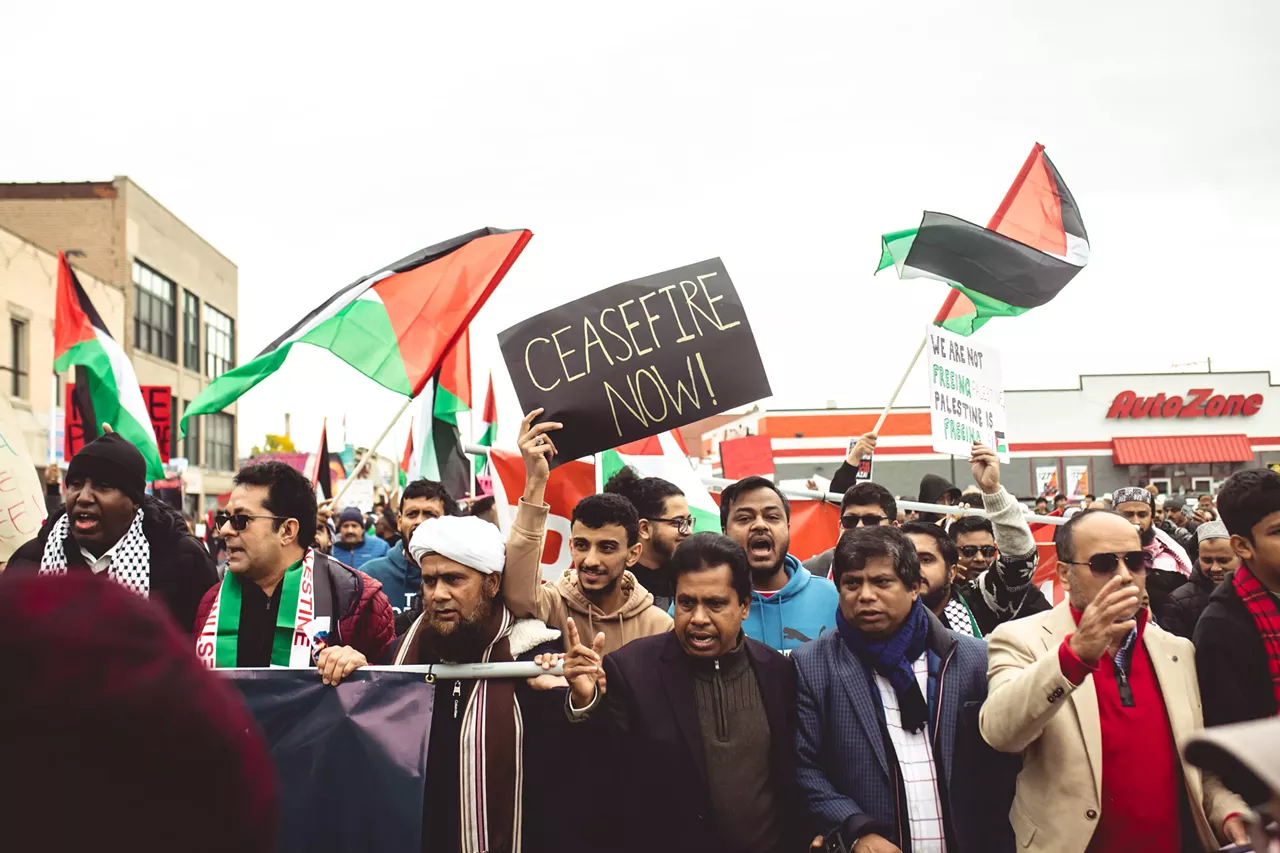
[
  {"xmin": 647, "ymin": 516, "xmax": 696, "ymax": 534},
  {"xmin": 841, "ymin": 514, "xmax": 889, "ymax": 530},
  {"xmin": 958, "ymin": 545, "xmax": 998, "ymax": 559},
  {"xmin": 1061, "ymin": 551, "xmax": 1148, "ymax": 576},
  {"xmin": 215, "ymin": 511, "xmax": 290, "ymax": 532}
]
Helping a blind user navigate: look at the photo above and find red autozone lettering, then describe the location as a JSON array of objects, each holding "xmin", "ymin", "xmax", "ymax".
[{"xmin": 1107, "ymin": 389, "xmax": 1263, "ymax": 418}]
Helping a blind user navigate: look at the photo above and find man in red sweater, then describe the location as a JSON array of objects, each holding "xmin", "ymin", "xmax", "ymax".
[{"xmin": 979, "ymin": 508, "xmax": 1247, "ymax": 853}]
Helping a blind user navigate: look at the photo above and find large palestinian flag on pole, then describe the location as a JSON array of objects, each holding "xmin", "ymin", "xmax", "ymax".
[
  {"xmin": 420, "ymin": 328, "xmax": 472, "ymax": 500},
  {"xmin": 179, "ymin": 227, "xmax": 532, "ymax": 436},
  {"xmin": 877, "ymin": 144, "xmax": 1089, "ymax": 336},
  {"xmin": 54, "ymin": 251, "xmax": 165, "ymax": 479}
]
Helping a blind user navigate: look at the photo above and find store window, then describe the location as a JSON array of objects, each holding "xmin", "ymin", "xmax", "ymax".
[
  {"xmin": 183, "ymin": 291, "xmax": 201, "ymax": 371},
  {"xmin": 133, "ymin": 261, "xmax": 177, "ymax": 362},
  {"xmin": 205, "ymin": 305, "xmax": 234, "ymax": 379},
  {"xmin": 9, "ymin": 317, "xmax": 29, "ymax": 399},
  {"xmin": 206, "ymin": 412, "xmax": 235, "ymax": 471}
]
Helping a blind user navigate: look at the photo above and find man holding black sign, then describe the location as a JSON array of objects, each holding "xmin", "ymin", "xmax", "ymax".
[{"xmin": 504, "ymin": 410, "xmax": 673, "ymax": 657}]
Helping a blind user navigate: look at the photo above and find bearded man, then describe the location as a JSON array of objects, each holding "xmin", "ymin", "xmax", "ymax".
[
  {"xmin": 1113, "ymin": 487, "xmax": 1192, "ymax": 625},
  {"xmin": 392, "ymin": 515, "xmax": 572, "ymax": 853}
]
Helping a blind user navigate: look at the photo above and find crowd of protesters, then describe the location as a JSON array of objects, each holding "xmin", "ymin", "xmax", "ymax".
[{"xmin": 4, "ymin": 413, "xmax": 1280, "ymax": 853}]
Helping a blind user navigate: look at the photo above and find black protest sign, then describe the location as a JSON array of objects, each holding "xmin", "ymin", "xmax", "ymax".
[{"xmin": 498, "ymin": 258, "xmax": 771, "ymax": 465}]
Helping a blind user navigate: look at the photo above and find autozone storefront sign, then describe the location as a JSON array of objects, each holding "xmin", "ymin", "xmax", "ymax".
[{"xmin": 1107, "ymin": 388, "xmax": 1263, "ymax": 419}]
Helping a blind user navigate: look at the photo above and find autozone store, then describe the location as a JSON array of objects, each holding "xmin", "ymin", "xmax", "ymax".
[{"xmin": 706, "ymin": 371, "xmax": 1280, "ymax": 500}]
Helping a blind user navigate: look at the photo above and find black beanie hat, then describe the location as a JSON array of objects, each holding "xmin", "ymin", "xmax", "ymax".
[{"xmin": 66, "ymin": 432, "xmax": 147, "ymax": 504}]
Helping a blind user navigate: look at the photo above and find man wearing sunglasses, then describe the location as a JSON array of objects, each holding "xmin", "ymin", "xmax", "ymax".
[
  {"xmin": 803, "ymin": 481, "xmax": 898, "ymax": 581},
  {"xmin": 193, "ymin": 461, "xmax": 397, "ymax": 679},
  {"xmin": 944, "ymin": 443, "xmax": 1050, "ymax": 638},
  {"xmin": 982, "ymin": 508, "xmax": 1249, "ymax": 852}
]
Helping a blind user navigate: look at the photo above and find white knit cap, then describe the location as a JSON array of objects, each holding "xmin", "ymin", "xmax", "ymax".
[{"xmin": 408, "ymin": 515, "xmax": 507, "ymax": 575}]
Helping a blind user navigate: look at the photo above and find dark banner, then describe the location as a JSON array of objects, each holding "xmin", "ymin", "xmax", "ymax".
[
  {"xmin": 65, "ymin": 384, "xmax": 172, "ymax": 464},
  {"xmin": 498, "ymin": 258, "xmax": 771, "ymax": 465},
  {"xmin": 222, "ymin": 670, "xmax": 434, "ymax": 853}
]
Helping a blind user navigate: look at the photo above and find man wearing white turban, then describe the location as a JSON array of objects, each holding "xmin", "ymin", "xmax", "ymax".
[{"xmin": 392, "ymin": 514, "xmax": 573, "ymax": 853}]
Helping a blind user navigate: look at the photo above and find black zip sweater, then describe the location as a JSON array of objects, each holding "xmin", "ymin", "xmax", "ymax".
[{"xmin": 689, "ymin": 637, "xmax": 779, "ymax": 853}]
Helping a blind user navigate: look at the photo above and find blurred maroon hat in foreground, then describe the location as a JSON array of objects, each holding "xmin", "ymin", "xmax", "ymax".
[{"xmin": 0, "ymin": 572, "xmax": 278, "ymax": 852}]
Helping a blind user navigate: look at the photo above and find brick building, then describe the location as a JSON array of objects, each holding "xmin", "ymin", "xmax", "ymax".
[{"xmin": 0, "ymin": 178, "xmax": 239, "ymax": 515}]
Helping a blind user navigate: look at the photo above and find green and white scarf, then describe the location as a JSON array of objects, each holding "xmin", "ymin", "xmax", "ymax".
[{"xmin": 196, "ymin": 549, "xmax": 317, "ymax": 669}]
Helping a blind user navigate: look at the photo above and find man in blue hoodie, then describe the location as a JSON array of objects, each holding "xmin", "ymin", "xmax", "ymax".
[
  {"xmin": 330, "ymin": 505, "xmax": 390, "ymax": 570},
  {"xmin": 360, "ymin": 479, "xmax": 459, "ymax": 633},
  {"xmin": 720, "ymin": 475, "xmax": 839, "ymax": 653}
]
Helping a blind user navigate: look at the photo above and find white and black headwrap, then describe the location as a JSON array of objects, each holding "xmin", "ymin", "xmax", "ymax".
[
  {"xmin": 1112, "ymin": 487, "xmax": 1153, "ymax": 508},
  {"xmin": 38, "ymin": 507, "xmax": 151, "ymax": 598}
]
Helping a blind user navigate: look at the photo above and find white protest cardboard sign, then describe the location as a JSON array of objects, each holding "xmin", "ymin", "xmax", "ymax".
[
  {"xmin": 339, "ymin": 477, "xmax": 375, "ymax": 513},
  {"xmin": 925, "ymin": 324, "xmax": 1009, "ymax": 462},
  {"xmin": 0, "ymin": 397, "xmax": 48, "ymax": 563}
]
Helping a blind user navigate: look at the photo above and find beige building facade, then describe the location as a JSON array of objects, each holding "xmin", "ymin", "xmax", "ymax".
[{"xmin": 0, "ymin": 178, "xmax": 239, "ymax": 514}]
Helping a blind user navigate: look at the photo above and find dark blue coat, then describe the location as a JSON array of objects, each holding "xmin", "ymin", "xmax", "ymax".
[{"xmin": 792, "ymin": 609, "xmax": 1016, "ymax": 852}]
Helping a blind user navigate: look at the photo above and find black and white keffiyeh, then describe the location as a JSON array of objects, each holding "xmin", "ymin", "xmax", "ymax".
[
  {"xmin": 943, "ymin": 594, "xmax": 977, "ymax": 637},
  {"xmin": 38, "ymin": 508, "xmax": 150, "ymax": 598}
]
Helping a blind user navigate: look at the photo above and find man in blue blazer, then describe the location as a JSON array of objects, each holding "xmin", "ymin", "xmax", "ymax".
[{"xmin": 793, "ymin": 525, "xmax": 1016, "ymax": 853}]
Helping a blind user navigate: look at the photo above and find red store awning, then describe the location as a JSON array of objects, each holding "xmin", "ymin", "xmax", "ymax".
[{"xmin": 1111, "ymin": 435, "xmax": 1255, "ymax": 465}]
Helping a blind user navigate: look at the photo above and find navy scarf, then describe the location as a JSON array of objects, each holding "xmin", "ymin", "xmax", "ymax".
[{"xmin": 837, "ymin": 598, "xmax": 930, "ymax": 732}]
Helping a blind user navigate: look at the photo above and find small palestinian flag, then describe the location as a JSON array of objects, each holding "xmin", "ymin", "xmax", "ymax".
[
  {"xmin": 54, "ymin": 251, "xmax": 165, "ymax": 479},
  {"xmin": 878, "ymin": 143, "xmax": 1089, "ymax": 336},
  {"xmin": 474, "ymin": 371, "xmax": 497, "ymax": 477},
  {"xmin": 421, "ymin": 328, "xmax": 471, "ymax": 500},
  {"xmin": 399, "ymin": 422, "xmax": 413, "ymax": 488},
  {"xmin": 180, "ymin": 227, "xmax": 532, "ymax": 436},
  {"xmin": 312, "ymin": 418, "xmax": 334, "ymax": 499}
]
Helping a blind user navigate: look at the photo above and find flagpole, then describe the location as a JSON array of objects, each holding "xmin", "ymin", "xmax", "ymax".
[
  {"xmin": 331, "ymin": 395, "xmax": 415, "ymax": 507},
  {"xmin": 871, "ymin": 288, "xmax": 959, "ymax": 435},
  {"xmin": 468, "ymin": 406, "xmax": 477, "ymax": 500}
]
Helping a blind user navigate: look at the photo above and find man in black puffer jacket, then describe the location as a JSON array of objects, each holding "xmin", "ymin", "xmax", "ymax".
[
  {"xmin": 5, "ymin": 432, "xmax": 218, "ymax": 630},
  {"xmin": 1157, "ymin": 520, "xmax": 1239, "ymax": 639}
]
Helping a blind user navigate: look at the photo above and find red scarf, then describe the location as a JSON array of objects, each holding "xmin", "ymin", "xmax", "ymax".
[{"xmin": 1232, "ymin": 563, "xmax": 1280, "ymax": 711}]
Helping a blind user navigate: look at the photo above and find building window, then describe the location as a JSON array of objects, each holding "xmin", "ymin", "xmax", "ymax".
[
  {"xmin": 206, "ymin": 412, "xmax": 235, "ymax": 471},
  {"xmin": 205, "ymin": 305, "xmax": 234, "ymax": 379},
  {"xmin": 133, "ymin": 261, "xmax": 177, "ymax": 362},
  {"xmin": 183, "ymin": 291, "xmax": 201, "ymax": 371},
  {"xmin": 9, "ymin": 318, "xmax": 28, "ymax": 399},
  {"xmin": 182, "ymin": 400, "xmax": 201, "ymax": 465}
]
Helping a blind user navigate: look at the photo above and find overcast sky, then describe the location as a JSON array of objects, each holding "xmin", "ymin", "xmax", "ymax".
[{"xmin": 4, "ymin": 1, "xmax": 1278, "ymax": 456}]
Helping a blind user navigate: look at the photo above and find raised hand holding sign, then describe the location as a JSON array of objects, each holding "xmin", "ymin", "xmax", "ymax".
[{"xmin": 499, "ymin": 258, "xmax": 771, "ymax": 465}]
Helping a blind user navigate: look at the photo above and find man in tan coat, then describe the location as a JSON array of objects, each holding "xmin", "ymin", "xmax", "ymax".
[
  {"xmin": 980, "ymin": 508, "xmax": 1248, "ymax": 853},
  {"xmin": 503, "ymin": 410, "xmax": 672, "ymax": 656}
]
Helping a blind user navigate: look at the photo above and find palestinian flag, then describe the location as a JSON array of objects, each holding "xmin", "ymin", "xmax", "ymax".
[
  {"xmin": 877, "ymin": 143, "xmax": 1089, "ymax": 335},
  {"xmin": 420, "ymin": 328, "xmax": 471, "ymax": 500},
  {"xmin": 179, "ymin": 227, "xmax": 532, "ymax": 436},
  {"xmin": 399, "ymin": 422, "xmax": 413, "ymax": 488},
  {"xmin": 473, "ymin": 372, "xmax": 497, "ymax": 477},
  {"xmin": 54, "ymin": 251, "xmax": 165, "ymax": 479},
  {"xmin": 600, "ymin": 431, "xmax": 721, "ymax": 534},
  {"xmin": 311, "ymin": 418, "xmax": 334, "ymax": 499}
]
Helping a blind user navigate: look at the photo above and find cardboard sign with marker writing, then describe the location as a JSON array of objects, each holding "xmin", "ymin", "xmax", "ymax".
[
  {"xmin": 498, "ymin": 258, "xmax": 771, "ymax": 465},
  {"xmin": 0, "ymin": 397, "xmax": 48, "ymax": 562}
]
